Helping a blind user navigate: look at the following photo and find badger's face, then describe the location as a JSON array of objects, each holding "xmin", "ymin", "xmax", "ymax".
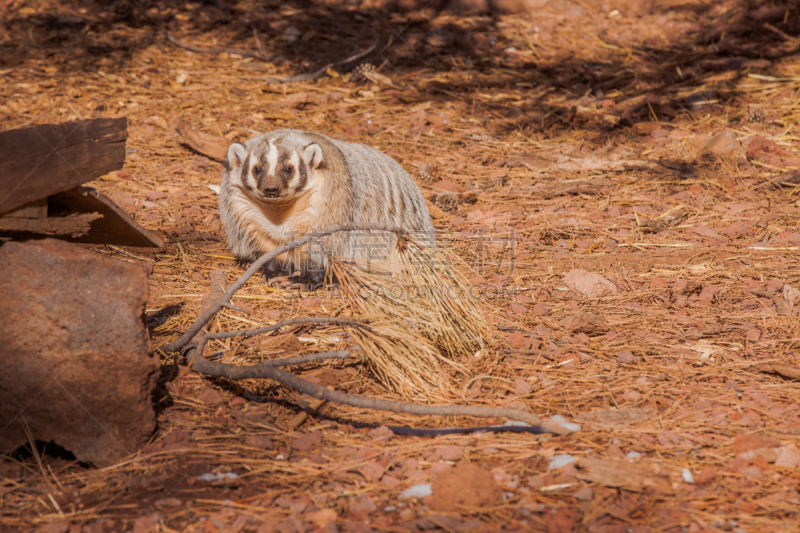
[{"xmin": 227, "ymin": 133, "xmax": 324, "ymax": 201}]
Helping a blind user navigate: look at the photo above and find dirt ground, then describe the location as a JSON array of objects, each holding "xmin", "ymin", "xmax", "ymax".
[{"xmin": 3, "ymin": 0, "xmax": 800, "ymax": 530}]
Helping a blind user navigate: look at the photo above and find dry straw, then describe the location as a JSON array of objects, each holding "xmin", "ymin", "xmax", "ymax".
[{"xmin": 331, "ymin": 231, "xmax": 489, "ymax": 398}]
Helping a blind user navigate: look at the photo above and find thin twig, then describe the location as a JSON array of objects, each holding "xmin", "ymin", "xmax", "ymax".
[
  {"xmin": 161, "ymin": 28, "xmax": 274, "ymax": 62},
  {"xmin": 205, "ymin": 317, "xmax": 369, "ymax": 341},
  {"xmin": 162, "ymin": 224, "xmax": 406, "ymax": 352},
  {"xmin": 243, "ymin": 32, "xmax": 380, "ymax": 84},
  {"xmin": 259, "ymin": 350, "xmax": 354, "ymax": 367}
]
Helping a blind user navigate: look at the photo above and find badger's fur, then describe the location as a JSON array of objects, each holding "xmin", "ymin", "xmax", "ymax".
[{"xmin": 219, "ymin": 129, "xmax": 434, "ymax": 282}]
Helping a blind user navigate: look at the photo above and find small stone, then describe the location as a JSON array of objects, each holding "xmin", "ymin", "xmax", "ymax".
[
  {"xmin": 37, "ymin": 523, "xmax": 70, "ymax": 533},
  {"xmin": 775, "ymin": 444, "xmax": 800, "ymax": 468},
  {"xmin": 564, "ymin": 269, "xmax": 618, "ymax": 297},
  {"xmin": 617, "ymin": 350, "xmax": 637, "ymax": 365},
  {"xmin": 291, "ymin": 431, "xmax": 323, "ymax": 451},
  {"xmin": 301, "ymin": 297, "xmax": 320, "ymax": 307},
  {"xmin": 573, "ymin": 486, "xmax": 594, "ymax": 501},
  {"xmin": 514, "ymin": 377, "xmax": 534, "ymax": 395},
  {"xmin": 132, "ymin": 513, "xmax": 160, "ymax": 533},
  {"xmin": 696, "ymin": 466, "xmax": 716, "ymax": 485},
  {"xmin": 705, "ymin": 130, "xmax": 740, "ymax": 156},
  {"xmin": 244, "ymin": 436, "xmax": 275, "ymax": 450},
  {"xmin": 308, "ymin": 509, "xmax": 337, "ymax": 528},
  {"xmin": 436, "ymin": 445, "xmax": 464, "ymax": 462},
  {"xmin": 430, "ymin": 465, "xmax": 502, "ymax": 511}
]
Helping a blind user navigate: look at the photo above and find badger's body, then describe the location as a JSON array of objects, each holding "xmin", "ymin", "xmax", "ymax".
[{"xmin": 219, "ymin": 129, "xmax": 434, "ymax": 281}]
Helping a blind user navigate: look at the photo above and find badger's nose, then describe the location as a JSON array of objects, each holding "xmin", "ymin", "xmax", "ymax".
[{"xmin": 263, "ymin": 187, "xmax": 280, "ymax": 197}]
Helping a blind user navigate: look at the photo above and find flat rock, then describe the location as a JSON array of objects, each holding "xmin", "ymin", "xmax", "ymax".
[
  {"xmin": 0, "ymin": 239, "xmax": 159, "ymax": 467},
  {"xmin": 430, "ymin": 464, "xmax": 502, "ymax": 511},
  {"xmin": 564, "ymin": 269, "xmax": 618, "ymax": 298}
]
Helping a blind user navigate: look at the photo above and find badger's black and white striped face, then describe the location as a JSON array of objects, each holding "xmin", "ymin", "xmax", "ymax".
[{"xmin": 227, "ymin": 132, "xmax": 324, "ymax": 201}]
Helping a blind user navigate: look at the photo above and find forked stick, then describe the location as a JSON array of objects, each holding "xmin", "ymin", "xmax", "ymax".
[
  {"xmin": 184, "ymin": 336, "xmax": 569, "ymax": 434},
  {"xmin": 165, "ymin": 225, "xmax": 574, "ymax": 435}
]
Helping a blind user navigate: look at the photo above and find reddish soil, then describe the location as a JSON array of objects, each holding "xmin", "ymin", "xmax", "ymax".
[{"xmin": 3, "ymin": 0, "xmax": 800, "ymax": 531}]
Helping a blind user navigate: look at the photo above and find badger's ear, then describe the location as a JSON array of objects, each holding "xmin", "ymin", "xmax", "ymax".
[
  {"xmin": 227, "ymin": 143, "xmax": 247, "ymax": 168},
  {"xmin": 303, "ymin": 143, "xmax": 324, "ymax": 169}
]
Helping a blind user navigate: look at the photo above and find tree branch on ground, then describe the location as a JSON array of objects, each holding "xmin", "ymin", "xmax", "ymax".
[{"xmin": 163, "ymin": 226, "xmax": 574, "ymax": 436}]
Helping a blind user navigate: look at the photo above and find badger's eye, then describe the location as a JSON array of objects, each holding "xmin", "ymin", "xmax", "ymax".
[
  {"xmin": 283, "ymin": 166, "xmax": 294, "ymax": 174},
  {"xmin": 253, "ymin": 166, "xmax": 263, "ymax": 175}
]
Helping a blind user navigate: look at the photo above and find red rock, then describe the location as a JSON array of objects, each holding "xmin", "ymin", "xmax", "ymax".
[
  {"xmin": 38, "ymin": 522, "xmax": 70, "ymax": 533},
  {"xmin": 747, "ymin": 135, "xmax": 784, "ymax": 160},
  {"xmin": 301, "ymin": 297, "xmax": 320, "ymax": 307},
  {"xmin": 617, "ymin": 350, "xmax": 636, "ymax": 365},
  {"xmin": 436, "ymin": 445, "xmax": 464, "ymax": 462},
  {"xmin": 696, "ymin": 466, "xmax": 716, "ymax": 486},
  {"xmin": 506, "ymin": 330, "xmax": 527, "ymax": 346},
  {"xmin": 734, "ymin": 433, "xmax": 781, "ymax": 456},
  {"xmin": 308, "ymin": 509, "xmax": 337, "ymax": 528},
  {"xmin": 433, "ymin": 180, "xmax": 462, "ymax": 193},
  {"xmin": 775, "ymin": 444, "xmax": 800, "ymax": 468},
  {"xmin": 348, "ymin": 496, "xmax": 377, "ymax": 519},
  {"xmin": 573, "ymin": 486, "xmax": 594, "ymax": 501},
  {"xmin": 705, "ymin": 130, "xmax": 740, "ymax": 156},
  {"xmin": 651, "ymin": 277, "xmax": 668, "ymax": 288},
  {"xmin": 367, "ymin": 425, "xmax": 394, "ymax": 441},
  {"xmin": 198, "ymin": 388, "xmax": 226, "ymax": 405},
  {"xmin": 265, "ymin": 310, "xmax": 282, "ymax": 320},
  {"xmin": 132, "ymin": 513, "xmax": 160, "ymax": 533},
  {"xmin": 430, "ymin": 464, "xmax": 502, "ymax": 511},
  {"xmin": 144, "ymin": 189, "xmax": 168, "ymax": 200},
  {"xmin": 244, "ymin": 436, "xmax": 275, "ymax": 450},
  {"xmin": 431, "ymin": 462, "xmax": 452, "ymax": 476},
  {"xmin": 510, "ymin": 303, "xmax": 526, "ymax": 315},
  {"xmin": 291, "ymin": 431, "xmax": 323, "ymax": 451},
  {"xmin": 163, "ymin": 429, "xmax": 189, "ymax": 445},
  {"xmin": 0, "ymin": 240, "xmax": 159, "ymax": 467},
  {"xmin": 532, "ymin": 303, "xmax": 552, "ymax": 316},
  {"xmin": 514, "ymin": 377, "xmax": 534, "ymax": 395},
  {"xmin": 560, "ymin": 312, "xmax": 610, "ymax": 334},
  {"xmin": 745, "ymin": 330, "xmax": 761, "ymax": 342},
  {"xmin": 361, "ymin": 460, "xmax": 386, "ymax": 481},
  {"xmin": 547, "ymin": 508, "xmax": 577, "ymax": 533},
  {"xmin": 698, "ymin": 285, "xmax": 719, "ymax": 301},
  {"xmin": 564, "ymin": 269, "xmax": 618, "ymax": 297},
  {"xmin": 720, "ymin": 220, "xmax": 750, "ymax": 238}
]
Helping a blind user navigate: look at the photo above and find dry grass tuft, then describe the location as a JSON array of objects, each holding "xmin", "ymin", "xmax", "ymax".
[{"xmin": 332, "ymin": 233, "xmax": 489, "ymax": 397}]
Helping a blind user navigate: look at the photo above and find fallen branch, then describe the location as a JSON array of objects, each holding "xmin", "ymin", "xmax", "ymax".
[
  {"xmin": 526, "ymin": 180, "xmax": 609, "ymax": 199},
  {"xmin": 174, "ymin": 118, "xmax": 229, "ymax": 162},
  {"xmin": 185, "ymin": 334, "xmax": 569, "ymax": 434},
  {"xmin": 752, "ymin": 361, "xmax": 800, "ymax": 380},
  {"xmin": 165, "ymin": 226, "xmax": 575, "ymax": 435}
]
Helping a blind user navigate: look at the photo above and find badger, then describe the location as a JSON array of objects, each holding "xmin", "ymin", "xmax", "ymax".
[{"xmin": 219, "ymin": 129, "xmax": 434, "ymax": 284}]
